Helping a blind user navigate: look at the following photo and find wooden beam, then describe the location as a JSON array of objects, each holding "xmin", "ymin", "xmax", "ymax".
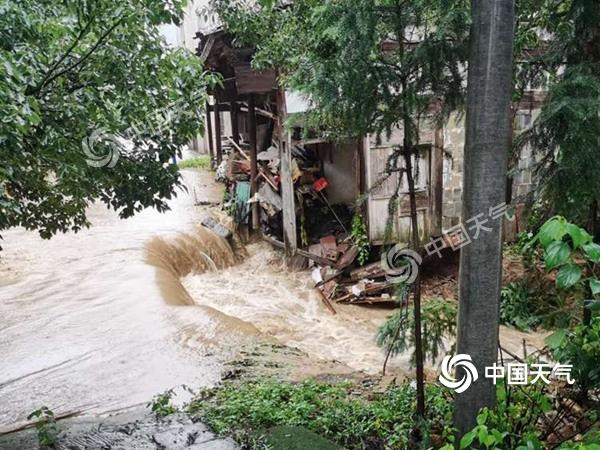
[
  {"xmin": 261, "ymin": 234, "xmax": 336, "ymax": 268},
  {"xmin": 205, "ymin": 101, "xmax": 214, "ymax": 166},
  {"xmin": 214, "ymin": 99, "xmax": 222, "ymax": 166},
  {"xmin": 230, "ymin": 100, "xmax": 239, "ymax": 145},
  {"xmin": 248, "ymin": 94, "xmax": 259, "ymax": 231},
  {"xmin": 276, "ymin": 88, "xmax": 297, "ymax": 257}
]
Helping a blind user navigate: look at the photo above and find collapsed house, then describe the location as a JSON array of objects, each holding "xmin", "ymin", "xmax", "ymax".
[{"xmin": 195, "ymin": 29, "xmax": 542, "ymax": 309}]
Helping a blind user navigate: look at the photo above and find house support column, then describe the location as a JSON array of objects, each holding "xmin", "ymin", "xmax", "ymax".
[
  {"xmin": 431, "ymin": 124, "xmax": 444, "ymax": 235},
  {"xmin": 276, "ymin": 88, "xmax": 297, "ymax": 256},
  {"xmin": 214, "ymin": 100, "xmax": 223, "ymax": 166},
  {"xmin": 205, "ymin": 101, "xmax": 215, "ymax": 167},
  {"xmin": 248, "ymin": 94, "xmax": 259, "ymax": 231},
  {"xmin": 230, "ymin": 101, "xmax": 239, "ymax": 145}
]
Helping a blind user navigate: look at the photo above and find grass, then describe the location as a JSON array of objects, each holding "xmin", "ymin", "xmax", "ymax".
[
  {"xmin": 178, "ymin": 155, "xmax": 211, "ymax": 170},
  {"xmin": 186, "ymin": 379, "xmax": 454, "ymax": 450}
]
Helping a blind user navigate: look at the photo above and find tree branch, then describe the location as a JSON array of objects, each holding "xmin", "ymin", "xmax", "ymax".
[{"xmin": 38, "ymin": 15, "xmax": 126, "ymax": 94}]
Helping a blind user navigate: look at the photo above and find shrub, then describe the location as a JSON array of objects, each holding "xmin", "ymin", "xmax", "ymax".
[
  {"xmin": 547, "ymin": 317, "xmax": 600, "ymax": 395},
  {"xmin": 27, "ymin": 407, "xmax": 59, "ymax": 449},
  {"xmin": 500, "ymin": 281, "xmax": 541, "ymax": 331}
]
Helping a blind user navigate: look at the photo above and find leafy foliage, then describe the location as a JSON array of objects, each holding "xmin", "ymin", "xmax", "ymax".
[
  {"xmin": 215, "ymin": 0, "xmax": 470, "ymax": 140},
  {"xmin": 188, "ymin": 379, "xmax": 453, "ymax": 450},
  {"xmin": 500, "ymin": 281, "xmax": 542, "ymax": 331},
  {"xmin": 547, "ymin": 317, "xmax": 600, "ymax": 395},
  {"xmin": 377, "ymin": 298, "xmax": 457, "ymax": 365},
  {"xmin": 529, "ymin": 217, "xmax": 600, "ymax": 321},
  {"xmin": 27, "ymin": 406, "xmax": 59, "ymax": 449},
  {"xmin": 0, "ymin": 0, "xmax": 219, "ymax": 242},
  {"xmin": 147, "ymin": 389, "xmax": 178, "ymax": 418},
  {"xmin": 515, "ymin": 0, "xmax": 600, "ymax": 223},
  {"xmin": 351, "ymin": 211, "xmax": 369, "ymax": 266}
]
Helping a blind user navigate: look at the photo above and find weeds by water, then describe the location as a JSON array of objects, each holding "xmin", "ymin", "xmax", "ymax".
[
  {"xmin": 27, "ymin": 407, "xmax": 59, "ymax": 449},
  {"xmin": 148, "ymin": 389, "xmax": 178, "ymax": 418},
  {"xmin": 187, "ymin": 379, "xmax": 454, "ymax": 449},
  {"xmin": 178, "ymin": 156, "xmax": 211, "ymax": 170}
]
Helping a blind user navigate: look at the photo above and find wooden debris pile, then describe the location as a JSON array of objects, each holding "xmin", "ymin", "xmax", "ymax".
[{"xmin": 307, "ymin": 237, "xmax": 402, "ymax": 314}]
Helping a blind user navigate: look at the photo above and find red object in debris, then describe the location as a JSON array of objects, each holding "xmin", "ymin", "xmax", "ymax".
[{"xmin": 313, "ymin": 177, "xmax": 329, "ymax": 192}]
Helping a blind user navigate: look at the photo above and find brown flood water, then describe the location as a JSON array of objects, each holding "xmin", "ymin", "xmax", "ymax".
[{"xmin": 0, "ymin": 168, "xmax": 546, "ymax": 431}]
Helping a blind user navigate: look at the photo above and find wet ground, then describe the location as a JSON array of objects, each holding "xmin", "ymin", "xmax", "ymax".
[{"xmin": 0, "ymin": 410, "xmax": 238, "ymax": 450}]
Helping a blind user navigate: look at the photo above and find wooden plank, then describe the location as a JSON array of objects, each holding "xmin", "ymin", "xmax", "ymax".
[
  {"xmin": 234, "ymin": 63, "xmax": 277, "ymax": 94},
  {"xmin": 248, "ymin": 94, "xmax": 259, "ymax": 230},
  {"xmin": 261, "ymin": 234, "xmax": 337, "ymax": 268},
  {"xmin": 314, "ymin": 287, "xmax": 337, "ymax": 315},
  {"xmin": 276, "ymin": 87, "xmax": 297, "ymax": 257}
]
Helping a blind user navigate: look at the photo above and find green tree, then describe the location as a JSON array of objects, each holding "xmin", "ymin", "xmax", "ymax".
[
  {"xmin": 0, "ymin": 0, "xmax": 218, "ymax": 242},
  {"xmin": 454, "ymin": 0, "xmax": 516, "ymax": 437},
  {"xmin": 516, "ymin": 0, "xmax": 600, "ymax": 229}
]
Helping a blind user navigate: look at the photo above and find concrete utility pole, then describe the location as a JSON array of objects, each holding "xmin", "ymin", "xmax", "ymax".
[{"xmin": 454, "ymin": 0, "xmax": 515, "ymax": 437}]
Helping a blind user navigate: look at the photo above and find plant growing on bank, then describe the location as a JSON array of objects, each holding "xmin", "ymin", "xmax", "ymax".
[
  {"xmin": 547, "ymin": 317, "xmax": 600, "ymax": 397},
  {"xmin": 500, "ymin": 281, "xmax": 542, "ymax": 331},
  {"xmin": 187, "ymin": 379, "xmax": 454, "ymax": 450},
  {"xmin": 27, "ymin": 407, "xmax": 59, "ymax": 449},
  {"xmin": 351, "ymin": 211, "xmax": 369, "ymax": 266},
  {"xmin": 376, "ymin": 298, "xmax": 457, "ymax": 366},
  {"xmin": 529, "ymin": 216, "xmax": 600, "ymax": 325},
  {"xmin": 148, "ymin": 389, "xmax": 178, "ymax": 418}
]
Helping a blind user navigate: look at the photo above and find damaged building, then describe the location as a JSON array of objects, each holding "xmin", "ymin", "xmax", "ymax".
[{"xmin": 195, "ymin": 28, "xmax": 541, "ymax": 258}]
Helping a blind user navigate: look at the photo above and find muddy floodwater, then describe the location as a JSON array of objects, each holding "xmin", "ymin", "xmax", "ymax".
[
  {"xmin": 0, "ymin": 168, "xmax": 546, "ymax": 433},
  {"xmin": 0, "ymin": 169, "xmax": 394, "ymax": 432}
]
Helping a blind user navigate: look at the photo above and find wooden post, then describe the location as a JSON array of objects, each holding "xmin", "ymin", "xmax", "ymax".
[
  {"xmin": 431, "ymin": 124, "xmax": 444, "ymax": 235},
  {"xmin": 206, "ymin": 101, "xmax": 215, "ymax": 167},
  {"xmin": 230, "ymin": 101, "xmax": 239, "ymax": 145},
  {"xmin": 276, "ymin": 88, "xmax": 297, "ymax": 256},
  {"xmin": 248, "ymin": 94, "xmax": 259, "ymax": 231},
  {"xmin": 214, "ymin": 100, "xmax": 222, "ymax": 166}
]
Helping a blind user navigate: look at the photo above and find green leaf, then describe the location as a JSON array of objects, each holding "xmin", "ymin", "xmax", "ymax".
[
  {"xmin": 537, "ymin": 217, "xmax": 566, "ymax": 247},
  {"xmin": 590, "ymin": 279, "xmax": 600, "ymax": 296},
  {"xmin": 556, "ymin": 263, "xmax": 582, "ymax": 289},
  {"xmin": 460, "ymin": 431, "xmax": 476, "ymax": 449},
  {"xmin": 583, "ymin": 243, "xmax": 600, "ymax": 263},
  {"xmin": 545, "ymin": 328, "xmax": 567, "ymax": 349},
  {"xmin": 565, "ymin": 223, "xmax": 593, "ymax": 249},
  {"xmin": 485, "ymin": 434, "xmax": 497, "ymax": 447},
  {"xmin": 584, "ymin": 299, "xmax": 600, "ymax": 312},
  {"xmin": 544, "ymin": 241, "xmax": 571, "ymax": 270}
]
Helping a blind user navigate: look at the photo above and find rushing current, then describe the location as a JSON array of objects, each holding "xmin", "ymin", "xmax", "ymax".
[{"xmin": 0, "ymin": 167, "xmax": 545, "ymax": 432}]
